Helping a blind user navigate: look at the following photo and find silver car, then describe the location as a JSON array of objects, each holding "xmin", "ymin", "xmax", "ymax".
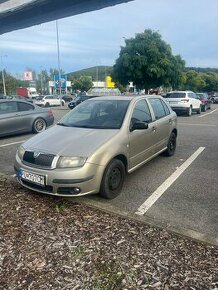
[
  {"xmin": 0, "ymin": 100, "xmax": 54, "ymax": 137},
  {"xmin": 15, "ymin": 95, "xmax": 177, "ymax": 199}
]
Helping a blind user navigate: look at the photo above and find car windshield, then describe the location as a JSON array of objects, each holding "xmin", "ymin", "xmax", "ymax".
[
  {"xmin": 58, "ymin": 99, "xmax": 130, "ymax": 129},
  {"xmin": 36, "ymin": 96, "xmax": 44, "ymax": 100},
  {"xmin": 165, "ymin": 93, "xmax": 186, "ymax": 98}
]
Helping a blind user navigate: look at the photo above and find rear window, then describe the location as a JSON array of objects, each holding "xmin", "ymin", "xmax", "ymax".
[{"xmin": 165, "ymin": 93, "xmax": 186, "ymax": 98}]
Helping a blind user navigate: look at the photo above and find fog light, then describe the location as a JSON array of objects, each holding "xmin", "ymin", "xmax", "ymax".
[{"xmin": 70, "ymin": 187, "xmax": 81, "ymax": 194}]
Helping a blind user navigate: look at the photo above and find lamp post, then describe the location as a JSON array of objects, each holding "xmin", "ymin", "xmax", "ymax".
[
  {"xmin": 56, "ymin": 20, "xmax": 62, "ymax": 106},
  {"xmin": 1, "ymin": 55, "xmax": 7, "ymax": 96}
]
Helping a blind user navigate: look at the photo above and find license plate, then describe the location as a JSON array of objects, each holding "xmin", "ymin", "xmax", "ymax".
[
  {"xmin": 169, "ymin": 101, "xmax": 178, "ymax": 104},
  {"xmin": 19, "ymin": 169, "xmax": 45, "ymax": 186}
]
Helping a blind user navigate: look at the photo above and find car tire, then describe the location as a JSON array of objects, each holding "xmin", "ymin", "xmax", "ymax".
[
  {"xmin": 99, "ymin": 159, "xmax": 125, "ymax": 199},
  {"xmin": 197, "ymin": 106, "xmax": 201, "ymax": 114},
  {"xmin": 32, "ymin": 118, "xmax": 46, "ymax": 133},
  {"xmin": 202, "ymin": 105, "xmax": 206, "ymax": 112},
  {"xmin": 164, "ymin": 132, "xmax": 177, "ymax": 157},
  {"xmin": 45, "ymin": 102, "xmax": 50, "ymax": 107},
  {"xmin": 61, "ymin": 101, "xmax": 65, "ymax": 106},
  {"xmin": 187, "ymin": 106, "xmax": 192, "ymax": 116}
]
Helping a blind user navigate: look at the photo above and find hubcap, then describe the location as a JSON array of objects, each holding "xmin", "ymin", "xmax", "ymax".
[
  {"xmin": 36, "ymin": 120, "xmax": 45, "ymax": 132},
  {"xmin": 109, "ymin": 168, "xmax": 121, "ymax": 190}
]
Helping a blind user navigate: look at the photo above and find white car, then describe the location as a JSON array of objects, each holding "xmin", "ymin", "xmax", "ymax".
[
  {"xmin": 35, "ymin": 95, "xmax": 65, "ymax": 107},
  {"xmin": 164, "ymin": 91, "xmax": 201, "ymax": 116}
]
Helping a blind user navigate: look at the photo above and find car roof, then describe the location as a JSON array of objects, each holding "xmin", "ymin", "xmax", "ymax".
[
  {"xmin": 0, "ymin": 99, "xmax": 35, "ymax": 104},
  {"xmin": 88, "ymin": 95, "xmax": 164, "ymax": 101},
  {"xmin": 167, "ymin": 91, "xmax": 194, "ymax": 93}
]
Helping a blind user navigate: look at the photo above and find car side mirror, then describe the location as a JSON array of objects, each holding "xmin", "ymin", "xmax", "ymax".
[{"xmin": 131, "ymin": 121, "xmax": 148, "ymax": 132}]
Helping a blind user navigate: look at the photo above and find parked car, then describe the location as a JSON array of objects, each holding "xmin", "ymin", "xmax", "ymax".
[
  {"xmin": 15, "ymin": 95, "xmax": 177, "ymax": 199},
  {"xmin": 61, "ymin": 95, "xmax": 73, "ymax": 102},
  {"xmin": 0, "ymin": 100, "xmax": 54, "ymax": 137},
  {"xmin": 35, "ymin": 95, "xmax": 65, "ymax": 107},
  {"xmin": 196, "ymin": 93, "xmax": 211, "ymax": 111},
  {"xmin": 68, "ymin": 95, "xmax": 96, "ymax": 109},
  {"xmin": 164, "ymin": 91, "xmax": 201, "ymax": 116}
]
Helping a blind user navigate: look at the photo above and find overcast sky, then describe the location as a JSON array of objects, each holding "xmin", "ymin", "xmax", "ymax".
[{"xmin": 0, "ymin": 0, "xmax": 218, "ymax": 77}]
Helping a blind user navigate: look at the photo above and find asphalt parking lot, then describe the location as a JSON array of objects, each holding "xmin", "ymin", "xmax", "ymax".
[{"xmin": 0, "ymin": 104, "xmax": 218, "ymax": 246}]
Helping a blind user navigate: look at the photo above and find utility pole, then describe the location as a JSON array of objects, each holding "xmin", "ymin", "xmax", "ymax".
[{"xmin": 1, "ymin": 55, "xmax": 7, "ymax": 96}]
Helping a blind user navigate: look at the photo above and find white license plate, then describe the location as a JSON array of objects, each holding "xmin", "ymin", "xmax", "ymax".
[{"xmin": 21, "ymin": 170, "xmax": 45, "ymax": 186}]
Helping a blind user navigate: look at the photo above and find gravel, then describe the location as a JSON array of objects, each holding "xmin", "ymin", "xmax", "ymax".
[{"xmin": 0, "ymin": 175, "xmax": 217, "ymax": 290}]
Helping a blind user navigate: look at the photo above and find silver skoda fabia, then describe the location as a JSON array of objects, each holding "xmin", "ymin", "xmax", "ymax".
[{"xmin": 15, "ymin": 95, "xmax": 177, "ymax": 199}]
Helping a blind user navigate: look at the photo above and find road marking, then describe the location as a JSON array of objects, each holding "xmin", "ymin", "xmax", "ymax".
[
  {"xmin": 179, "ymin": 123, "xmax": 216, "ymax": 127},
  {"xmin": 199, "ymin": 108, "xmax": 218, "ymax": 118},
  {"xmin": 135, "ymin": 147, "xmax": 205, "ymax": 216},
  {"xmin": 0, "ymin": 140, "xmax": 25, "ymax": 148}
]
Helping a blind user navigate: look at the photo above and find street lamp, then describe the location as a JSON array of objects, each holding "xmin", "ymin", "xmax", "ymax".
[
  {"xmin": 1, "ymin": 55, "xmax": 7, "ymax": 96},
  {"xmin": 55, "ymin": 20, "xmax": 62, "ymax": 106}
]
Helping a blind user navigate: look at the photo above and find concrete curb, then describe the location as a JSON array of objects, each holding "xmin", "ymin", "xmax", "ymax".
[{"xmin": 73, "ymin": 197, "xmax": 218, "ymax": 248}]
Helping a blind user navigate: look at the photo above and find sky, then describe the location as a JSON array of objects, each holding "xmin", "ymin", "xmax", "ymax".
[{"xmin": 0, "ymin": 0, "xmax": 218, "ymax": 78}]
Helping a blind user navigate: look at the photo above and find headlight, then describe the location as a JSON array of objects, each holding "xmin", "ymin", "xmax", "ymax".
[
  {"xmin": 57, "ymin": 156, "xmax": 87, "ymax": 168},
  {"xmin": 17, "ymin": 146, "xmax": 25, "ymax": 160}
]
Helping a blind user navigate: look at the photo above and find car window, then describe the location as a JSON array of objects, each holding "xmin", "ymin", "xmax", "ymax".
[
  {"xmin": 165, "ymin": 92, "xmax": 186, "ymax": 98},
  {"xmin": 161, "ymin": 100, "xmax": 171, "ymax": 115},
  {"xmin": 18, "ymin": 102, "xmax": 34, "ymax": 111},
  {"xmin": 0, "ymin": 102, "xmax": 18, "ymax": 114},
  {"xmin": 130, "ymin": 99, "xmax": 152, "ymax": 128},
  {"xmin": 148, "ymin": 98, "xmax": 167, "ymax": 119}
]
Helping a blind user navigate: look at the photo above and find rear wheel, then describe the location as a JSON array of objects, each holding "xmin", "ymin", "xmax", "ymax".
[
  {"xmin": 33, "ymin": 118, "xmax": 46, "ymax": 133},
  {"xmin": 164, "ymin": 132, "xmax": 177, "ymax": 157},
  {"xmin": 202, "ymin": 105, "xmax": 206, "ymax": 112},
  {"xmin": 187, "ymin": 106, "xmax": 192, "ymax": 116},
  {"xmin": 197, "ymin": 106, "xmax": 201, "ymax": 114},
  {"xmin": 45, "ymin": 102, "xmax": 49, "ymax": 107},
  {"xmin": 99, "ymin": 159, "xmax": 125, "ymax": 199}
]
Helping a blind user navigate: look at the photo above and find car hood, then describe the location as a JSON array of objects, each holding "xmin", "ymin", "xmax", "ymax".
[{"xmin": 23, "ymin": 125, "xmax": 119, "ymax": 157}]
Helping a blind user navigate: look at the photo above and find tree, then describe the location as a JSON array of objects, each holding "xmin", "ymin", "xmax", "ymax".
[
  {"xmin": 112, "ymin": 29, "xmax": 185, "ymax": 91},
  {"xmin": 71, "ymin": 76, "xmax": 93, "ymax": 92},
  {"xmin": 0, "ymin": 70, "xmax": 25, "ymax": 95}
]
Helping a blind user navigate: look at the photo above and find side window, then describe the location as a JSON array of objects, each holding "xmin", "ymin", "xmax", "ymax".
[
  {"xmin": 18, "ymin": 102, "xmax": 34, "ymax": 112},
  {"xmin": 130, "ymin": 100, "xmax": 152, "ymax": 130},
  {"xmin": 148, "ymin": 98, "xmax": 166, "ymax": 119},
  {"xmin": 0, "ymin": 102, "xmax": 17, "ymax": 114},
  {"xmin": 161, "ymin": 100, "xmax": 170, "ymax": 115}
]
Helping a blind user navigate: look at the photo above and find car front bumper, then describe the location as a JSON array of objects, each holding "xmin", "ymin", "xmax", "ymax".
[{"xmin": 14, "ymin": 155, "xmax": 104, "ymax": 197}]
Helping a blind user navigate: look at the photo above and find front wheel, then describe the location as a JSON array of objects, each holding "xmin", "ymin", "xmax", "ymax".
[
  {"xmin": 99, "ymin": 159, "xmax": 125, "ymax": 199},
  {"xmin": 32, "ymin": 118, "xmax": 46, "ymax": 133},
  {"xmin": 164, "ymin": 132, "xmax": 177, "ymax": 157}
]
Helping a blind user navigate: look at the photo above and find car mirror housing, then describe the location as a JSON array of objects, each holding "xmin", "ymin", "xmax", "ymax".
[{"xmin": 131, "ymin": 121, "xmax": 148, "ymax": 132}]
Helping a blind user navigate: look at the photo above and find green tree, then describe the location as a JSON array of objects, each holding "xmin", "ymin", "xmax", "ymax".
[
  {"xmin": 0, "ymin": 70, "xmax": 24, "ymax": 95},
  {"xmin": 180, "ymin": 70, "xmax": 206, "ymax": 92},
  {"xmin": 72, "ymin": 76, "xmax": 93, "ymax": 92},
  {"xmin": 112, "ymin": 29, "xmax": 185, "ymax": 91}
]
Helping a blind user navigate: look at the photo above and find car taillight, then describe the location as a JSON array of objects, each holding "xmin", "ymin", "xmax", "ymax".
[
  {"xmin": 201, "ymin": 100, "xmax": 206, "ymax": 104},
  {"xmin": 48, "ymin": 109, "xmax": 53, "ymax": 116},
  {"xmin": 181, "ymin": 99, "xmax": 189, "ymax": 103}
]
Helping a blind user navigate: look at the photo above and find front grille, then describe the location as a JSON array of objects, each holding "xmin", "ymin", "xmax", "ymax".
[
  {"xmin": 21, "ymin": 180, "xmax": 53, "ymax": 193},
  {"xmin": 23, "ymin": 151, "xmax": 56, "ymax": 168}
]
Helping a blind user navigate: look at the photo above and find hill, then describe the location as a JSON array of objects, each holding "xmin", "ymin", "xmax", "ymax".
[{"xmin": 67, "ymin": 66, "xmax": 113, "ymax": 81}]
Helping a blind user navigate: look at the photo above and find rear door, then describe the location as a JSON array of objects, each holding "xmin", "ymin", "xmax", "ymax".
[
  {"xmin": 17, "ymin": 101, "xmax": 35, "ymax": 131},
  {"xmin": 147, "ymin": 98, "xmax": 173, "ymax": 153}
]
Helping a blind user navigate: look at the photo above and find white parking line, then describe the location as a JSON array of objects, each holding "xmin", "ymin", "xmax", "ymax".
[
  {"xmin": 0, "ymin": 140, "xmax": 25, "ymax": 148},
  {"xmin": 179, "ymin": 123, "xmax": 216, "ymax": 127},
  {"xmin": 199, "ymin": 108, "xmax": 218, "ymax": 118},
  {"xmin": 135, "ymin": 147, "xmax": 205, "ymax": 216}
]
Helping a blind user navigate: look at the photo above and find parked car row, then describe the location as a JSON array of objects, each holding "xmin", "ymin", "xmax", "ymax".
[{"xmin": 164, "ymin": 90, "xmax": 212, "ymax": 116}]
